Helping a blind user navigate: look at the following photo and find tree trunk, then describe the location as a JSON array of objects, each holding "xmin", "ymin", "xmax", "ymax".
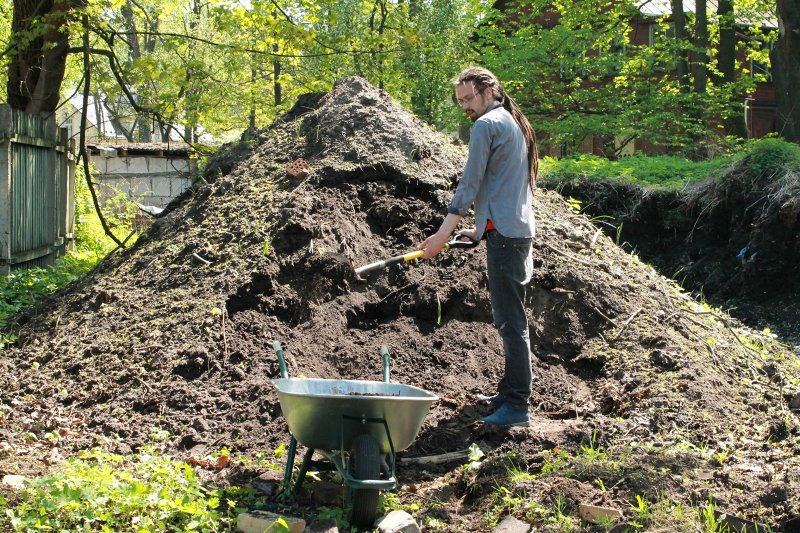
[
  {"xmin": 7, "ymin": 0, "xmax": 81, "ymax": 113},
  {"xmin": 771, "ymin": 0, "xmax": 800, "ymax": 142},
  {"xmin": 693, "ymin": 0, "xmax": 708, "ymax": 94},
  {"xmin": 671, "ymin": 0, "xmax": 690, "ymax": 92},
  {"xmin": 273, "ymin": 45, "xmax": 282, "ymax": 106},
  {"xmin": 717, "ymin": 0, "xmax": 748, "ymax": 138}
]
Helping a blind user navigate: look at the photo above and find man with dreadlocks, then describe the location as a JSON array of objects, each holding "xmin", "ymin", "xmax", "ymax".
[{"xmin": 418, "ymin": 66, "xmax": 538, "ymax": 427}]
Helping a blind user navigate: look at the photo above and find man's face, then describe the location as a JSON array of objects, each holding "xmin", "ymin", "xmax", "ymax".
[{"xmin": 456, "ymin": 83, "xmax": 493, "ymax": 122}]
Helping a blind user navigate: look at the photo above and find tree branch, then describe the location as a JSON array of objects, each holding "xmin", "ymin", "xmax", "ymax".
[
  {"xmin": 105, "ymin": 29, "xmax": 406, "ymax": 58},
  {"xmin": 78, "ymin": 15, "xmax": 124, "ymax": 249}
]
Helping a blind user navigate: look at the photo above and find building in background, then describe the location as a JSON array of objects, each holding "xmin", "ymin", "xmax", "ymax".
[{"xmin": 86, "ymin": 142, "xmax": 197, "ymax": 211}]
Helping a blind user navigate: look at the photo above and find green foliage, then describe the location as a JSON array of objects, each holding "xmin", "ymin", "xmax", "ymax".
[
  {"xmin": 0, "ymin": 0, "xmax": 11, "ymax": 88},
  {"xmin": 744, "ymin": 137, "xmax": 800, "ymax": 177},
  {"xmin": 540, "ymin": 153, "xmax": 730, "ymax": 189},
  {"xmin": 66, "ymin": 0, "xmax": 482, "ymax": 142},
  {"xmin": 0, "ymin": 166, "xmax": 132, "ymax": 350},
  {"xmin": 73, "ymin": 165, "xmax": 135, "ymax": 260},
  {"xmin": 0, "ymin": 259, "xmax": 84, "ymax": 349},
  {"xmin": 4, "ymin": 448, "xmax": 240, "ymax": 531},
  {"xmin": 475, "ymin": 0, "xmax": 776, "ymax": 155}
]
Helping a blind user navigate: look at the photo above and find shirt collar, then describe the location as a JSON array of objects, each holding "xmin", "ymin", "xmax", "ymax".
[{"xmin": 485, "ymin": 100, "xmax": 502, "ymax": 113}]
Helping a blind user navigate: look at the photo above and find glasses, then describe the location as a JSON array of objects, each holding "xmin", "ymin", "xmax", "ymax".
[{"xmin": 456, "ymin": 94, "xmax": 476, "ymax": 107}]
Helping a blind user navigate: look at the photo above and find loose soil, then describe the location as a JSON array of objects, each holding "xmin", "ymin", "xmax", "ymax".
[
  {"xmin": 550, "ymin": 160, "xmax": 800, "ymax": 347},
  {"xmin": 1, "ymin": 78, "xmax": 799, "ymax": 532}
]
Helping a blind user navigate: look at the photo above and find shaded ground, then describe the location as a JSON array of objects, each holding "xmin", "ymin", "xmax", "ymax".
[
  {"xmin": 548, "ymin": 156, "xmax": 800, "ymax": 347},
  {"xmin": 1, "ymin": 78, "xmax": 799, "ymax": 531}
]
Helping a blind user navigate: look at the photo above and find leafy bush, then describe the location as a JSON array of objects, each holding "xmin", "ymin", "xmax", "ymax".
[
  {"xmin": 539, "ymin": 153, "xmax": 730, "ymax": 189},
  {"xmin": 5, "ymin": 448, "xmax": 238, "ymax": 532},
  {"xmin": 743, "ymin": 137, "xmax": 800, "ymax": 178},
  {"xmin": 0, "ymin": 167, "xmax": 133, "ymax": 349}
]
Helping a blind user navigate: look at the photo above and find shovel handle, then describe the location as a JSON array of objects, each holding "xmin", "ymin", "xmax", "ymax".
[
  {"xmin": 354, "ymin": 235, "xmax": 479, "ymax": 277},
  {"xmin": 354, "ymin": 249, "xmax": 424, "ymax": 277}
]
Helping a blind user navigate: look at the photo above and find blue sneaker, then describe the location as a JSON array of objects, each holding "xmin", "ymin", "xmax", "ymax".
[
  {"xmin": 481, "ymin": 404, "xmax": 529, "ymax": 427},
  {"xmin": 476, "ymin": 393, "xmax": 505, "ymax": 407}
]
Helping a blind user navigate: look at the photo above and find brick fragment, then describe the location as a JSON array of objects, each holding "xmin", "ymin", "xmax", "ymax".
[{"xmin": 287, "ymin": 159, "xmax": 311, "ymax": 179}]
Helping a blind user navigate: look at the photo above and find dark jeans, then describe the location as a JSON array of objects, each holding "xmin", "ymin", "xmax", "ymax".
[{"xmin": 486, "ymin": 230, "xmax": 533, "ymax": 409}]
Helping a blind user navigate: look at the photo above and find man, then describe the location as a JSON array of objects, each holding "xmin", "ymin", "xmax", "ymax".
[{"xmin": 418, "ymin": 67, "xmax": 538, "ymax": 427}]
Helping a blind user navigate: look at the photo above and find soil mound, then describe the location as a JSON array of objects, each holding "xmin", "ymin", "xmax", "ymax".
[
  {"xmin": 551, "ymin": 150, "xmax": 800, "ymax": 345},
  {"xmin": 2, "ymin": 78, "xmax": 799, "ymax": 530}
]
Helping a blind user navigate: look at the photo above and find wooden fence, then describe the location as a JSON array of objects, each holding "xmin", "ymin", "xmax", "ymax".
[{"xmin": 0, "ymin": 105, "xmax": 76, "ymax": 275}]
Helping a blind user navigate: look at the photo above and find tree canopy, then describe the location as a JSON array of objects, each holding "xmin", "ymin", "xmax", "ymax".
[
  {"xmin": 1, "ymin": 0, "xmax": 794, "ymax": 151},
  {"xmin": 476, "ymin": 0, "xmax": 778, "ymax": 156}
]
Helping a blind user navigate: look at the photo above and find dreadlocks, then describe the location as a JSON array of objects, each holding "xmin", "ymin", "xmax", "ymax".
[{"xmin": 455, "ymin": 67, "xmax": 539, "ymax": 188}]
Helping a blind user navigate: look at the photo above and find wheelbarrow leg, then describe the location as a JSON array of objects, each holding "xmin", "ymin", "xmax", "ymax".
[
  {"xmin": 293, "ymin": 447, "xmax": 315, "ymax": 495},
  {"xmin": 283, "ymin": 435, "xmax": 298, "ymax": 495}
]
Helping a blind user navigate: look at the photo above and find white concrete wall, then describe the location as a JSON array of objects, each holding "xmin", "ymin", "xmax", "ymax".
[{"xmin": 90, "ymin": 153, "xmax": 196, "ymax": 208}]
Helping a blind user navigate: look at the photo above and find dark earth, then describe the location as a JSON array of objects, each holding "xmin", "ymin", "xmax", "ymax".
[{"xmin": 1, "ymin": 77, "xmax": 799, "ymax": 531}]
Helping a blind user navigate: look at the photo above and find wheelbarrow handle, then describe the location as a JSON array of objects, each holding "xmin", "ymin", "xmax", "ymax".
[
  {"xmin": 381, "ymin": 345, "xmax": 390, "ymax": 383},
  {"xmin": 354, "ymin": 235, "xmax": 479, "ymax": 277},
  {"xmin": 273, "ymin": 341, "xmax": 288, "ymax": 378}
]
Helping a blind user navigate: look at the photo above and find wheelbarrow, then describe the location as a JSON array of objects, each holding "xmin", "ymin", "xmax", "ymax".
[{"xmin": 271, "ymin": 341, "xmax": 438, "ymax": 527}]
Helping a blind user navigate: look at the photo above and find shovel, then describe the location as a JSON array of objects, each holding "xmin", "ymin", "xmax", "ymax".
[{"xmin": 354, "ymin": 235, "xmax": 479, "ymax": 278}]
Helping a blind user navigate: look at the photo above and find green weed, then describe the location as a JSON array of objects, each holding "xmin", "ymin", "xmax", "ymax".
[
  {"xmin": 631, "ymin": 494, "xmax": 651, "ymax": 520},
  {"xmin": 712, "ymin": 449, "xmax": 730, "ymax": 466},
  {"xmin": 541, "ymin": 448, "xmax": 572, "ymax": 475},
  {"xmin": 1, "ymin": 167, "xmax": 134, "ymax": 350},
  {"xmin": 462, "ymin": 442, "xmax": 485, "ymax": 472},
  {"xmin": 566, "ymin": 196, "xmax": 583, "ymax": 212},
  {"xmin": 5, "ymin": 447, "xmax": 244, "ymax": 531}
]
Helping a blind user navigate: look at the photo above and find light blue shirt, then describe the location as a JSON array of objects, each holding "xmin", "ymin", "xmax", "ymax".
[{"xmin": 447, "ymin": 102, "xmax": 535, "ymax": 239}]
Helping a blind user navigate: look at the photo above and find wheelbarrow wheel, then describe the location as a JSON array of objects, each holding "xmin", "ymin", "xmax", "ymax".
[{"xmin": 349, "ymin": 434, "xmax": 380, "ymax": 528}]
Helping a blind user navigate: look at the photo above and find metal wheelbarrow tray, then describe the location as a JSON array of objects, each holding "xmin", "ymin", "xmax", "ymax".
[
  {"xmin": 270, "ymin": 342, "xmax": 438, "ymax": 528},
  {"xmin": 272, "ymin": 377, "xmax": 437, "ymax": 454}
]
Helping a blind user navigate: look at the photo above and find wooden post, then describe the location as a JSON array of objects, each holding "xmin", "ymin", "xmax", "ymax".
[{"xmin": 0, "ymin": 106, "xmax": 11, "ymax": 275}]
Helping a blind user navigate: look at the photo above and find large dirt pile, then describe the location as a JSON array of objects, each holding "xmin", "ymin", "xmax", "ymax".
[
  {"xmin": 2, "ymin": 78, "xmax": 799, "ymax": 530},
  {"xmin": 550, "ymin": 147, "xmax": 800, "ymax": 345}
]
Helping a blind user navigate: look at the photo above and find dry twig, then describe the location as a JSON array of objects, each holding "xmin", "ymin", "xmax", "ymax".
[
  {"xmin": 543, "ymin": 242, "xmax": 594, "ymax": 267},
  {"xmin": 611, "ymin": 307, "xmax": 643, "ymax": 343},
  {"xmin": 686, "ymin": 309, "xmax": 759, "ymax": 354}
]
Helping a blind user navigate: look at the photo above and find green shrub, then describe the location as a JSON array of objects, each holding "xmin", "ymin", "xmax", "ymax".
[
  {"xmin": 5, "ymin": 448, "xmax": 237, "ymax": 532},
  {"xmin": 743, "ymin": 137, "xmax": 800, "ymax": 178},
  {"xmin": 0, "ymin": 166, "xmax": 133, "ymax": 349}
]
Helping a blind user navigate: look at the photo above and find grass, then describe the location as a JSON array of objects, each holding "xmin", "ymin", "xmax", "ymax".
[
  {"xmin": 539, "ymin": 152, "xmax": 731, "ymax": 189},
  {"xmin": 538, "ymin": 137, "xmax": 800, "ymax": 190}
]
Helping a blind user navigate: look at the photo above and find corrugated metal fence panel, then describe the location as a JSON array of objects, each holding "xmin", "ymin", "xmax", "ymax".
[
  {"xmin": 10, "ymin": 142, "xmax": 54, "ymax": 255},
  {"xmin": 0, "ymin": 105, "xmax": 73, "ymax": 274},
  {"xmin": 4, "ymin": 107, "xmax": 55, "ymax": 141}
]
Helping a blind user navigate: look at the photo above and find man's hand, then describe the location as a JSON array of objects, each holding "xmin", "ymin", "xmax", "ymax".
[
  {"xmin": 419, "ymin": 213, "xmax": 463, "ymax": 259},
  {"xmin": 456, "ymin": 227, "xmax": 479, "ymax": 242},
  {"xmin": 418, "ymin": 231, "xmax": 451, "ymax": 259}
]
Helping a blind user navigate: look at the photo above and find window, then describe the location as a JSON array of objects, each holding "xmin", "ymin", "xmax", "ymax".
[
  {"xmin": 750, "ymin": 41, "xmax": 773, "ymax": 82},
  {"xmin": 599, "ymin": 36, "xmax": 627, "ymax": 74}
]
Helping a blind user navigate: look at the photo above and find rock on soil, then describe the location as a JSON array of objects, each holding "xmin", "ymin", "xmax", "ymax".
[{"xmin": 1, "ymin": 77, "xmax": 799, "ymax": 530}]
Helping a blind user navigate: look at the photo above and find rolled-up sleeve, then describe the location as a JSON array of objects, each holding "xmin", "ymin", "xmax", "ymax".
[{"xmin": 448, "ymin": 120, "xmax": 492, "ymax": 215}]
